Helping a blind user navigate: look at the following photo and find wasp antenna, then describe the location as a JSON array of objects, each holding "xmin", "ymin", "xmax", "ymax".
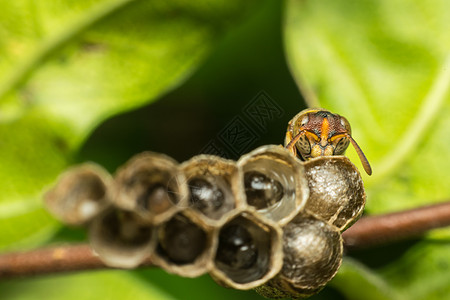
[
  {"xmin": 345, "ymin": 134, "xmax": 372, "ymax": 175},
  {"xmin": 285, "ymin": 129, "xmax": 306, "ymax": 154}
]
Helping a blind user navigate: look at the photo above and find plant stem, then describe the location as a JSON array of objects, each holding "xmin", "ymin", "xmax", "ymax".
[
  {"xmin": 1, "ymin": 201, "xmax": 449, "ymax": 279},
  {"xmin": 0, "ymin": 245, "xmax": 107, "ymax": 278},
  {"xmin": 343, "ymin": 201, "xmax": 450, "ymax": 250},
  {"xmin": 0, "ymin": 244, "xmax": 153, "ymax": 279}
]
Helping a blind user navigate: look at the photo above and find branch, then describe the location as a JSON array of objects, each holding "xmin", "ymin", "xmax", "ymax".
[
  {"xmin": 0, "ymin": 244, "xmax": 154, "ymax": 279},
  {"xmin": 1, "ymin": 201, "xmax": 449, "ymax": 279},
  {"xmin": 342, "ymin": 201, "xmax": 450, "ymax": 250},
  {"xmin": 0, "ymin": 245, "xmax": 106, "ymax": 278}
]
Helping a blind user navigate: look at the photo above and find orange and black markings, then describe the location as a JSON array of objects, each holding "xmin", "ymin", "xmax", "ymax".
[{"xmin": 285, "ymin": 108, "xmax": 372, "ymax": 175}]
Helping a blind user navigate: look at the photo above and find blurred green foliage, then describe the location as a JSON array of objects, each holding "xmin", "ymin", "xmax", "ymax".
[{"xmin": 0, "ymin": 0, "xmax": 449, "ymax": 299}]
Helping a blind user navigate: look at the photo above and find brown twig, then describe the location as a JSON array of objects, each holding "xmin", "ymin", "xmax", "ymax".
[
  {"xmin": 0, "ymin": 244, "xmax": 104, "ymax": 279},
  {"xmin": 1, "ymin": 201, "xmax": 450, "ymax": 279},
  {"xmin": 0, "ymin": 244, "xmax": 153, "ymax": 279},
  {"xmin": 343, "ymin": 201, "xmax": 450, "ymax": 250}
]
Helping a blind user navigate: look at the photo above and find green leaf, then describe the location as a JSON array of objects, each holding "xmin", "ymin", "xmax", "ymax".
[
  {"xmin": 380, "ymin": 232, "xmax": 450, "ymax": 300},
  {"xmin": 284, "ymin": 0, "xmax": 450, "ymax": 211},
  {"xmin": 134, "ymin": 269, "xmax": 271, "ymax": 300},
  {"xmin": 330, "ymin": 258, "xmax": 402, "ymax": 300},
  {"xmin": 0, "ymin": 114, "xmax": 71, "ymax": 250},
  {"xmin": 0, "ymin": 0, "xmax": 260, "ymax": 250},
  {"xmin": 0, "ymin": 270, "xmax": 175, "ymax": 300},
  {"xmin": 284, "ymin": 0, "xmax": 450, "ymax": 298}
]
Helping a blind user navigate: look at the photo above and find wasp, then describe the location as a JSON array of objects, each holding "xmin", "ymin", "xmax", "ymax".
[{"xmin": 285, "ymin": 108, "xmax": 372, "ymax": 175}]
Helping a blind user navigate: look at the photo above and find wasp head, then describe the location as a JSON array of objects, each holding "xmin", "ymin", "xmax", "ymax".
[{"xmin": 285, "ymin": 108, "xmax": 372, "ymax": 175}]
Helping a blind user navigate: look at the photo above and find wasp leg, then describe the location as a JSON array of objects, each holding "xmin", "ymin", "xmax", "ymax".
[{"xmin": 285, "ymin": 130, "xmax": 306, "ymax": 158}]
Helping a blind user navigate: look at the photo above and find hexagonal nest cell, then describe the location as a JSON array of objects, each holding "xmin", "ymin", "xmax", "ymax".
[
  {"xmin": 211, "ymin": 211, "xmax": 282, "ymax": 289},
  {"xmin": 304, "ymin": 156, "xmax": 366, "ymax": 231},
  {"xmin": 181, "ymin": 155, "xmax": 243, "ymax": 225},
  {"xmin": 44, "ymin": 163, "xmax": 112, "ymax": 226},
  {"xmin": 153, "ymin": 211, "xmax": 213, "ymax": 277},
  {"xmin": 256, "ymin": 213, "xmax": 343, "ymax": 299},
  {"xmin": 89, "ymin": 207, "xmax": 154, "ymax": 269},
  {"xmin": 115, "ymin": 152, "xmax": 189, "ymax": 224},
  {"xmin": 238, "ymin": 145, "xmax": 309, "ymax": 225}
]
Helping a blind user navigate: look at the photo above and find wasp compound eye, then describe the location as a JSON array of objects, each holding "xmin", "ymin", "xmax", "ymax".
[
  {"xmin": 89, "ymin": 207, "xmax": 154, "ymax": 269},
  {"xmin": 238, "ymin": 145, "xmax": 309, "ymax": 226},
  {"xmin": 115, "ymin": 152, "xmax": 189, "ymax": 224},
  {"xmin": 152, "ymin": 211, "xmax": 213, "ymax": 277},
  {"xmin": 256, "ymin": 214, "xmax": 343, "ymax": 299},
  {"xmin": 44, "ymin": 163, "xmax": 113, "ymax": 226},
  {"xmin": 210, "ymin": 211, "xmax": 283, "ymax": 290},
  {"xmin": 181, "ymin": 155, "xmax": 243, "ymax": 225},
  {"xmin": 304, "ymin": 156, "xmax": 366, "ymax": 231}
]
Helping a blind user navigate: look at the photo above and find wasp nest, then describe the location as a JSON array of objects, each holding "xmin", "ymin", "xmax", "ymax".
[{"xmin": 44, "ymin": 148, "xmax": 366, "ymax": 298}]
